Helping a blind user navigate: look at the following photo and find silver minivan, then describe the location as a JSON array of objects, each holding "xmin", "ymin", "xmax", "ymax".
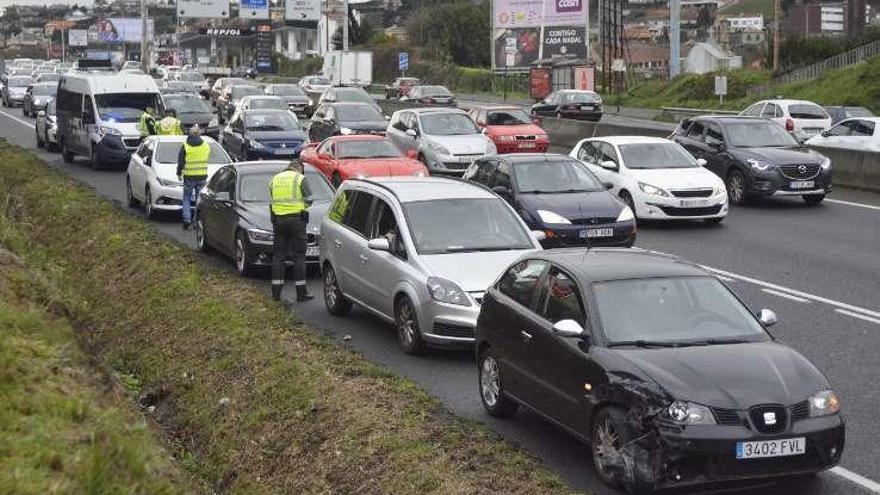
[{"xmin": 320, "ymin": 177, "xmax": 542, "ymax": 354}]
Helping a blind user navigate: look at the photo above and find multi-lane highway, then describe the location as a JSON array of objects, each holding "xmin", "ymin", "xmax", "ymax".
[{"xmin": 1, "ymin": 105, "xmax": 878, "ymax": 495}]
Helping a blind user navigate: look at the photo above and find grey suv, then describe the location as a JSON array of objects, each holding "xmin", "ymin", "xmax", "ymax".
[{"xmin": 320, "ymin": 177, "xmax": 542, "ymax": 354}]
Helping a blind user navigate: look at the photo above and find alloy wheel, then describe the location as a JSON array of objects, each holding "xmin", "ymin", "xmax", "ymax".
[
  {"xmin": 593, "ymin": 418, "xmax": 622, "ymax": 479},
  {"xmin": 726, "ymin": 171, "xmax": 746, "ymax": 205},
  {"xmin": 324, "ymin": 267, "xmax": 339, "ymax": 308},
  {"xmin": 144, "ymin": 189, "xmax": 154, "ymax": 219},
  {"xmin": 480, "ymin": 355, "xmax": 501, "ymax": 407},
  {"xmin": 195, "ymin": 219, "xmax": 208, "ymax": 252},
  {"xmin": 397, "ymin": 300, "xmax": 415, "ymax": 348}
]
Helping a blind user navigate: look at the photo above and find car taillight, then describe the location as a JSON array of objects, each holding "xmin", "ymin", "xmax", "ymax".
[{"xmin": 785, "ymin": 118, "xmax": 794, "ymax": 131}]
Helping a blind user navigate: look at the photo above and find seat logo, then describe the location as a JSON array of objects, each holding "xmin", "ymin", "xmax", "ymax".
[{"xmin": 763, "ymin": 412, "xmax": 777, "ymax": 425}]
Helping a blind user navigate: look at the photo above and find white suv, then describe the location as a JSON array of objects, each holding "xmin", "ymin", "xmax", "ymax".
[
  {"xmin": 320, "ymin": 177, "xmax": 542, "ymax": 354},
  {"xmin": 740, "ymin": 99, "xmax": 832, "ymax": 141}
]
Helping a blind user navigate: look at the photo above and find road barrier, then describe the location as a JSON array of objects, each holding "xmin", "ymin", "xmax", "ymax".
[{"xmin": 807, "ymin": 145, "xmax": 880, "ymax": 192}]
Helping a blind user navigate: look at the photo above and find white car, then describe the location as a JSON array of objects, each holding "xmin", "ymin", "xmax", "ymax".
[
  {"xmin": 126, "ymin": 136, "xmax": 231, "ymax": 219},
  {"xmin": 740, "ymin": 99, "xmax": 832, "ymax": 141},
  {"xmin": 805, "ymin": 117, "xmax": 880, "ymax": 152},
  {"xmin": 569, "ymin": 136, "xmax": 728, "ymax": 224}
]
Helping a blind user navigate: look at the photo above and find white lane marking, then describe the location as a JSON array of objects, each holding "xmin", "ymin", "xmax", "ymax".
[
  {"xmin": 700, "ymin": 265, "xmax": 880, "ymax": 320},
  {"xmin": 0, "ymin": 108, "xmax": 36, "ymax": 128},
  {"xmin": 831, "ymin": 467, "xmax": 880, "ymax": 494},
  {"xmin": 760, "ymin": 288, "xmax": 810, "ymax": 303},
  {"xmin": 716, "ymin": 275, "xmax": 735, "ymax": 282},
  {"xmin": 835, "ymin": 309, "xmax": 880, "ymax": 325},
  {"xmin": 826, "ymin": 198, "xmax": 880, "ymax": 211}
]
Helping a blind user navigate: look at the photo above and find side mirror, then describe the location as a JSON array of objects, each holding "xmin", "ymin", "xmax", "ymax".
[
  {"xmin": 820, "ymin": 130, "xmax": 831, "ymax": 138},
  {"xmin": 600, "ymin": 160, "xmax": 618, "ymax": 171},
  {"xmin": 406, "ymin": 149, "xmax": 418, "ymax": 160},
  {"xmin": 603, "ymin": 181, "xmax": 614, "ymax": 190},
  {"xmin": 552, "ymin": 319, "xmax": 585, "ymax": 338},
  {"xmin": 215, "ymin": 191, "xmax": 231, "ymax": 203},
  {"xmin": 758, "ymin": 309, "xmax": 778, "ymax": 327},
  {"xmin": 530, "ymin": 230, "xmax": 547, "ymax": 242},
  {"xmin": 367, "ymin": 237, "xmax": 391, "ymax": 252},
  {"xmin": 405, "ymin": 128, "xmax": 418, "ymax": 137},
  {"xmin": 37, "ymin": 110, "xmax": 46, "ymax": 117},
  {"xmin": 143, "ymin": 155, "xmax": 152, "ymax": 166},
  {"xmin": 696, "ymin": 158, "xmax": 707, "ymax": 167}
]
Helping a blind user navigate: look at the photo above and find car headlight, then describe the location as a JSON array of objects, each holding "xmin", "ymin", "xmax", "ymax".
[
  {"xmin": 616, "ymin": 206, "xmax": 634, "ymax": 222},
  {"xmin": 638, "ymin": 182, "xmax": 671, "ymax": 197},
  {"xmin": 340, "ymin": 127, "xmax": 354, "ymax": 135},
  {"xmin": 97, "ymin": 126, "xmax": 122, "ymax": 137},
  {"xmin": 713, "ymin": 184, "xmax": 726, "ymax": 196},
  {"xmin": 157, "ymin": 177, "xmax": 182, "ymax": 187},
  {"xmin": 248, "ymin": 139, "xmax": 265, "ymax": 150},
  {"xmin": 746, "ymin": 157, "xmax": 773, "ymax": 171},
  {"xmin": 426, "ymin": 276, "xmax": 471, "ymax": 306},
  {"xmin": 820, "ymin": 156, "xmax": 831, "ymax": 170},
  {"xmin": 537, "ymin": 209, "xmax": 571, "ymax": 225},
  {"xmin": 247, "ymin": 228, "xmax": 274, "ymax": 243},
  {"xmin": 209, "ymin": 116, "xmax": 219, "ymax": 127},
  {"xmin": 307, "ymin": 98, "xmax": 313, "ymax": 106},
  {"xmin": 809, "ymin": 390, "xmax": 840, "ymax": 417},
  {"xmin": 496, "ymin": 135, "xmax": 516, "ymax": 142},
  {"xmin": 667, "ymin": 401, "xmax": 716, "ymax": 425},
  {"xmin": 426, "ymin": 140, "xmax": 450, "ymax": 155}
]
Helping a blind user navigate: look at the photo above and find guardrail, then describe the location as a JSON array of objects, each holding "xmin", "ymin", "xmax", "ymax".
[
  {"xmin": 660, "ymin": 106, "xmax": 740, "ymax": 119},
  {"xmin": 775, "ymin": 40, "xmax": 880, "ymax": 86}
]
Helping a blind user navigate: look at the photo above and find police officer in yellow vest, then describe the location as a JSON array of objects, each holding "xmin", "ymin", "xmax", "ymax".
[
  {"xmin": 137, "ymin": 107, "xmax": 157, "ymax": 137},
  {"xmin": 269, "ymin": 160, "xmax": 313, "ymax": 301},
  {"xmin": 157, "ymin": 108, "xmax": 184, "ymax": 136},
  {"xmin": 176, "ymin": 125, "xmax": 210, "ymax": 229}
]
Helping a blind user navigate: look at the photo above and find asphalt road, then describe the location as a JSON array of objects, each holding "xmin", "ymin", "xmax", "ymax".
[{"xmin": 1, "ymin": 106, "xmax": 878, "ymax": 495}]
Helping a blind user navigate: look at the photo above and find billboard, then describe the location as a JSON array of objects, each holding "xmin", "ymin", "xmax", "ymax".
[
  {"xmin": 541, "ymin": 26, "xmax": 586, "ymax": 60},
  {"xmin": 178, "ymin": 0, "xmax": 230, "ymax": 19},
  {"xmin": 91, "ymin": 18, "xmax": 154, "ymax": 43},
  {"xmin": 494, "ymin": 0, "xmax": 586, "ymax": 28},
  {"xmin": 492, "ymin": 0, "xmax": 588, "ymax": 71},
  {"xmin": 68, "ymin": 29, "xmax": 88, "ymax": 47},
  {"xmin": 286, "ymin": 0, "xmax": 321, "ymax": 21},
  {"xmin": 240, "ymin": 0, "xmax": 269, "ymax": 20}
]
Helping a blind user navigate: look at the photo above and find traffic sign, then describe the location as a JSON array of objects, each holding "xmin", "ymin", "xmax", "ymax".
[{"xmin": 399, "ymin": 52, "xmax": 409, "ymax": 72}]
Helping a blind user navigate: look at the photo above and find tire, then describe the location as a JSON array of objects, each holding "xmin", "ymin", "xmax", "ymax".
[
  {"xmin": 331, "ymin": 172, "xmax": 343, "ymax": 188},
  {"xmin": 703, "ymin": 216, "xmax": 724, "ymax": 226},
  {"xmin": 62, "ymin": 142, "xmax": 75, "ymax": 164},
  {"xmin": 478, "ymin": 347, "xmax": 519, "ymax": 417},
  {"xmin": 126, "ymin": 176, "xmax": 138, "ymax": 207},
  {"xmin": 90, "ymin": 145, "xmax": 101, "ymax": 170},
  {"xmin": 555, "ymin": 110, "xmax": 563, "ymax": 119},
  {"xmin": 144, "ymin": 188, "xmax": 157, "ymax": 220},
  {"xmin": 323, "ymin": 264, "xmax": 352, "ymax": 316},
  {"xmin": 395, "ymin": 295, "xmax": 427, "ymax": 355},
  {"xmin": 619, "ymin": 191, "xmax": 637, "ymax": 219},
  {"xmin": 234, "ymin": 231, "xmax": 255, "ymax": 277},
  {"xmin": 803, "ymin": 194, "xmax": 825, "ymax": 206},
  {"xmin": 195, "ymin": 217, "xmax": 211, "ymax": 253},
  {"xmin": 725, "ymin": 169, "xmax": 749, "ymax": 206},
  {"xmin": 591, "ymin": 406, "xmax": 655, "ymax": 494},
  {"xmin": 35, "ymin": 126, "xmax": 45, "ymax": 148}
]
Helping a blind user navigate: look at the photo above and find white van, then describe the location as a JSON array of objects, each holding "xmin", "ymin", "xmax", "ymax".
[{"xmin": 56, "ymin": 72, "xmax": 161, "ymax": 169}]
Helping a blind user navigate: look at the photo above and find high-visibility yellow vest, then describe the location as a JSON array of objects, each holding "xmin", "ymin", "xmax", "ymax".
[
  {"xmin": 157, "ymin": 117, "xmax": 184, "ymax": 135},
  {"xmin": 182, "ymin": 142, "xmax": 210, "ymax": 178},
  {"xmin": 270, "ymin": 170, "xmax": 306, "ymax": 216},
  {"xmin": 137, "ymin": 112, "xmax": 155, "ymax": 136}
]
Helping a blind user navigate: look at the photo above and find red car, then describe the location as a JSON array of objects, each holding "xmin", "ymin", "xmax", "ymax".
[
  {"xmin": 467, "ymin": 105, "xmax": 550, "ymax": 153},
  {"xmin": 300, "ymin": 135, "xmax": 428, "ymax": 187}
]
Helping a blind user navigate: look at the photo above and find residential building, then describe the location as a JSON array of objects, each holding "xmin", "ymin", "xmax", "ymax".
[{"xmin": 628, "ymin": 42, "xmax": 670, "ymax": 77}]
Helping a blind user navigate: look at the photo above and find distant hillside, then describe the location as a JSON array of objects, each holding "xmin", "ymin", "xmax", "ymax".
[{"xmin": 720, "ymin": 0, "xmax": 775, "ymax": 18}]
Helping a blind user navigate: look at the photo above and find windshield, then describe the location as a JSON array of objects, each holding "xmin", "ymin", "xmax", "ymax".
[
  {"xmin": 788, "ymin": 104, "xmax": 828, "ymax": 120},
  {"xmin": 33, "ymin": 84, "xmax": 57, "ymax": 96},
  {"xmin": 168, "ymin": 81, "xmax": 197, "ymax": 91},
  {"xmin": 337, "ymin": 140, "xmax": 403, "ymax": 159},
  {"xmin": 248, "ymin": 98, "xmax": 287, "ymax": 110},
  {"xmin": 177, "ymin": 72, "xmax": 203, "ymax": 82},
  {"xmin": 336, "ymin": 104, "xmax": 383, "ymax": 122},
  {"xmin": 561, "ymin": 92, "xmax": 599, "ymax": 103},
  {"xmin": 232, "ymin": 86, "xmax": 263, "ymax": 99},
  {"xmin": 335, "ymin": 89, "xmax": 373, "ymax": 104},
  {"xmin": 421, "ymin": 113, "xmax": 479, "ymax": 135},
  {"xmin": 398, "ymin": 78, "xmax": 420, "ymax": 86},
  {"xmin": 94, "ymin": 92, "xmax": 161, "ymax": 123},
  {"xmin": 165, "ymin": 96, "xmax": 211, "ymax": 114},
  {"xmin": 403, "ymin": 198, "xmax": 533, "ymax": 254},
  {"xmin": 726, "ymin": 122, "xmax": 799, "ymax": 147},
  {"xmin": 307, "ymin": 77, "xmax": 330, "ymax": 86},
  {"xmin": 273, "ymin": 85, "xmax": 304, "ymax": 96},
  {"xmin": 420, "ymin": 86, "xmax": 451, "ymax": 97},
  {"xmin": 38, "ymin": 74, "xmax": 61, "ymax": 82},
  {"xmin": 9, "ymin": 77, "xmax": 31, "ymax": 87},
  {"xmin": 155, "ymin": 141, "xmax": 229, "ymax": 164},
  {"xmin": 486, "ymin": 109, "xmax": 532, "ymax": 125},
  {"xmin": 515, "ymin": 160, "xmax": 604, "ymax": 193},
  {"xmin": 239, "ymin": 171, "xmax": 334, "ymax": 203},
  {"xmin": 619, "ymin": 143, "xmax": 698, "ymax": 169},
  {"xmin": 594, "ymin": 277, "xmax": 769, "ymax": 345},
  {"xmin": 244, "ymin": 112, "xmax": 300, "ymax": 131}
]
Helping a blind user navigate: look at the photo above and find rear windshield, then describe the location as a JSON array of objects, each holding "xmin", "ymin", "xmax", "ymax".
[
  {"xmin": 9, "ymin": 77, "xmax": 32, "ymax": 87},
  {"xmin": 788, "ymin": 104, "xmax": 828, "ymax": 119},
  {"xmin": 33, "ymin": 84, "xmax": 57, "ymax": 96},
  {"xmin": 272, "ymin": 85, "xmax": 305, "ymax": 96},
  {"xmin": 420, "ymin": 86, "xmax": 452, "ymax": 97},
  {"xmin": 335, "ymin": 89, "xmax": 373, "ymax": 104},
  {"xmin": 232, "ymin": 86, "xmax": 264, "ymax": 99},
  {"xmin": 561, "ymin": 92, "xmax": 599, "ymax": 103},
  {"xmin": 336, "ymin": 104, "xmax": 383, "ymax": 122}
]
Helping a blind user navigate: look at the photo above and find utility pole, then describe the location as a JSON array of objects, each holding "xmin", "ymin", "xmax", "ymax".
[
  {"xmin": 772, "ymin": 0, "xmax": 780, "ymax": 72},
  {"xmin": 140, "ymin": 0, "xmax": 150, "ymax": 71},
  {"xmin": 342, "ymin": 0, "xmax": 349, "ymax": 51},
  {"xmin": 669, "ymin": 0, "xmax": 680, "ymax": 77},
  {"xmin": 176, "ymin": 5, "xmax": 181, "ymax": 65}
]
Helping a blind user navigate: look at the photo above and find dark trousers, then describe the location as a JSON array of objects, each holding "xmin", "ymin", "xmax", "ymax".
[{"xmin": 271, "ymin": 213, "xmax": 307, "ymax": 290}]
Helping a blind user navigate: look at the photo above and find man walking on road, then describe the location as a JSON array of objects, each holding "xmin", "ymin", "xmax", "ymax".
[
  {"xmin": 138, "ymin": 106, "xmax": 157, "ymax": 137},
  {"xmin": 157, "ymin": 108, "xmax": 184, "ymax": 136},
  {"xmin": 177, "ymin": 125, "xmax": 209, "ymax": 230},
  {"xmin": 269, "ymin": 160, "xmax": 313, "ymax": 302}
]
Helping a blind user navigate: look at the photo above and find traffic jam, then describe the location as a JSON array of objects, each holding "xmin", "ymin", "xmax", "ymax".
[{"xmin": 1, "ymin": 58, "xmax": 867, "ymax": 495}]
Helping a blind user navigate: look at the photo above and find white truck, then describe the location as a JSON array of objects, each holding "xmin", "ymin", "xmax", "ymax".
[{"xmin": 322, "ymin": 51, "xmax": 373, "ymax": 87}]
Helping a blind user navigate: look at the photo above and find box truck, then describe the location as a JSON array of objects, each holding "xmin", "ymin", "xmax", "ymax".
[{"xmin": 322, "ymin": 51, "xmax": 373, "ymax": 87}]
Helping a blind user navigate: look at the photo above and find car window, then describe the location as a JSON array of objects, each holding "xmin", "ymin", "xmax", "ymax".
[
  {"xmin": 497, "ymin": 259, "xmax": 549, "ymax": 309},
  {"xmin": 211, "ymin": 168, "xmax": 234, "ymax": 195},
  {"xmin": 577, "ymin": 141, "xmax": 601, "ymax": 163},
  {"xmin": 317, "ymin": 140, "xmax": 334, "ymax": 156},
  {"xmin": 742, "ymin": 103, "xmax": 764, "ymax": 117},
  {"xmin": 467, "ymin": 159, "xmax": 497, "ymax": 186},
  {"xmin": 788, "ymin": 103, "xmax": 828, "ymax": 119},
  {"xmin": 541, "ymin": 269, "xmax": 586, "ymax": 325},
  {"xmin": 368, "ymin": 198, "xmax": 406, "ymax": 258},
  {"xmin": 545, "ymin": 92, "xmax": 557, "ymax": 104},
  {"xmin": 207, "ymin": 166, "xmax": 230, "ymax": 190},
  {"xmin": 494, "ymin": 162, "xmax": 512, "ymax": 189},
  {"xmin": 761, "ymin": 104, "xmax": 778, "ymax": 119},
  {"xmin": 597, "ymin": 142, "xmax": 620, "ymax": 164},
  {"xmin": 706, "ymin": 123, "xmax": 725, "ymax": 146},
  {"xmin": 342, "ymin": 190, "xmax": 373, "ymax": 236},
  {"xmin": 686, "ymin": 121, "xmax": 705, "ymax": 140},
  {"xmin": 827, "ymin": 121, "xmax": 856, "ymax": 136},
  {"xmin": 853, "ymin": 120, "xmax": 875, "ymax": 137}
]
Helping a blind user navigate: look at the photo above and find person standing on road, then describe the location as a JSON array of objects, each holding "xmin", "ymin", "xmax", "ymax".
[
  {"xmin": 177, "ymin": 125, "xmax": 209, "ymax": 230},
  {"xmin": 138, "ymin": 106, "xmax": 157, "ymax": 137},
  {"xmin": 157, "ymin": 108, "xmax": 184, "ymax": 136},
  {"xmin": 269, "ymin": 160, "xmax": 313, "ymax": 302}
]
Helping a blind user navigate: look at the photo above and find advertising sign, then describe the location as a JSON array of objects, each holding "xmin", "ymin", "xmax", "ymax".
[
  {"xmin": 492, "ymin": 0, "xmax": 588, "ymax": 70},
  {"xmin": 285, "ymin": 0, "xmax": 320, "ymax": 21},
  {"xmin": 574, "ymin": 66, "xmax": 594, "ymax": 90},
  {"xmin": 178, "ymin": 0, "xmax": 230, "ymax": 19},
  {"xmin": 541, "ymin": 26, "xmax": 586, "ymax": 60},
  {"xmin": 199, "ymin": 27, "xmax": 252, "ymax": 36},
  {"xmin": 255, "ymin": 23, "xmax": 273, "ymax": 73},
  {"xmin": 68, "ymin": 29, "xmax": 88, "ymax": 47},
  {"xmin": 91, "ymin": 18, "xmax": 154, "ymax": 43},
  {"xmin": 494, "ymin": 0, "xmax": 586, "ymax": 28},
  {"xmin": 493, "ymin": 27, "xmax": 540, "ymax": 69},
  {"xmin": 240, "ymin": 0, "xmax": 269, "ymax": 20},
  {"xmin": 529, "ymin": 66, "xmax": 552, "ymax": 100}
]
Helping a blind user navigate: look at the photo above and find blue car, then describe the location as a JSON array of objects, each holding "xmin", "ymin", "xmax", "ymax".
[{"xmin": 220, "ymin": 109, "xmax": 306, "ymax": 161}]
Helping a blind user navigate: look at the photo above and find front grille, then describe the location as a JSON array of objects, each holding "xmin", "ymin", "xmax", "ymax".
[
  {"xmin": 515, "ymin": 135, "xmax": 536, "ymax": 141},
  {"xmin": 573, "ymin": 217, "xmax": 617, "ymax": 226},
  {"xmin": 712, "ymin": 407, "xmax": 742, "ymax": 426},
  {"xmin": 749, "ymin": 404, "xmax": 787, "ymax": 434},
  {"xmin": 433, "ymin": 322, "xmax": 474, "ymax": 338},
  {"xmin": 671, "ymin": 189, "xmax": 714, "ymax": 198},
  {"xmin": 264, "ymin": 141, "xmax": 303, "ymax": 149},
  {"xmin": 443, "ymin": 161, "xmax": 471, "ymax": 170},
  {"xmin": 790, "ymin": 400, "xmax": 810, "ymax": 422},
  {"xmin": 779, "ymin": 164, "xmax": 821, "ymax": 180},
  {"xmin": 657, "ymin": 204, "xmax": 723, "ymax": 217}
]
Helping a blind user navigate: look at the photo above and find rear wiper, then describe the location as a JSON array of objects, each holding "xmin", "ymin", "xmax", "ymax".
[{"xmin": 607, "ymin": 340, "xmax": 681, "ymax": 348}]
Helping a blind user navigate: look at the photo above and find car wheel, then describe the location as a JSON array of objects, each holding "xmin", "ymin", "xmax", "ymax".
[
  {"xmin": 35, "ymin": 126, "xmax": 44, "ymax": 148},
  {"xmin": 703, "ymin": 216, "xmax": 724, "ymax": 226},
  {"xmin": 195, "ymin": 218, "xmax": 211, "ymax": 253},
  {"xmin": 144, "ymin": 188, "xmax": 157, "ymax": 220},
  {"xmin": 331, "ymin": 172, "xmax": 343, "ymax": 188},
  {"xmin": 62, "ymin": 142, "xmax": 74, "ymax": 164},
  {"xmin": 803, "ymin": 194, "xmax": 825, "ymax": 206},
  {"xmin": 323, "ymin": 264, "xmax": 352, "ymax": 316},
  {"xmin": 395, "ymin": 295, "xmax": 427, "ymax": 355},
  {"xmin": 478, "ymin": 347, "xmax": 519, "ymax": 417},
  {"xmin": 90, "ymin": 145, "xmax": 101, "ymax": 170},
  {"xmin": 619, "ymin": 191, "xmax": 637, "ymax": 219},
  {"xmin": 591, "ymin": 406, "xmax": 655, "ymax": 493},
  {"xmin": 555, "ymin": 110, "xmax": 562, "ymax": 119},
  {"xmin": 725, "ymin": 169, "xmax": 748, "ymax": 206},
  {"xmin": 126, "ymin": 176, "xmax": 138, "ymax": 207},
  {"xmin": 234, "ymin": 232, "xmax": 255, "ymax": 277}
]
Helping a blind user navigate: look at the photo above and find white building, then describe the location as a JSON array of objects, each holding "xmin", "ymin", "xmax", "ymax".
[
  {"xmin": 727, "ymin": 15, "xmax": 764, "ymax": 30},
  {"xmin": 684, "ymin": 42, "xmax": 743, "ymax": 74}
]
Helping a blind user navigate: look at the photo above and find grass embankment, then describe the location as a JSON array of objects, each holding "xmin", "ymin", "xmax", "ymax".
[
  {"xmin": 0, "ymin": 139, "xmax": 578, "ymax": 494},
  {"xmin": 0, "ymin": 236, "xmax": 195, "ymax": 492}
]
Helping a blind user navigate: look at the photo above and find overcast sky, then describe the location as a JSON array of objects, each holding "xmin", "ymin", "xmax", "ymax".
[{"xmin": 1, "ymin": 0, "xmax": 93, "ymax": 7}]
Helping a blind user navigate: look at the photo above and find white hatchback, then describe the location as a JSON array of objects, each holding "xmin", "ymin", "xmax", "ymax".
[
  {"xmin": 740, "ymin": 99, "xmax": 832, "ymax": 141},
  {"xmin": 569, "ymin": 136, "xmax": 728, "ymax": 224},
  {"xmin": 805, "ymin": 117, "xmax": 880, "ymax": 152}
]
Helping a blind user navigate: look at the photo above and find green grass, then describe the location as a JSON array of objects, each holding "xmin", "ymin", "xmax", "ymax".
[
  {"xmin": 720, "ymin": 0, "xmax": 774, "ymax": 18},
  {"xmin": 0, "ymin": 139, "xmax": 582, "ymax": 494}
]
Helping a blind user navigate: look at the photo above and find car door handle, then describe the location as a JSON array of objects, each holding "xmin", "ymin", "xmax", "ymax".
[
  {"xmin": 333, "ymin": 239, "xmax": 342, "ymax": 249},
  {"xmin": 358, "ymin": 254, "xmax": 369, "ymax": 264},
  {"xmin": 520, "ymin": 330, "xmax": 533, "ymax": 342}
]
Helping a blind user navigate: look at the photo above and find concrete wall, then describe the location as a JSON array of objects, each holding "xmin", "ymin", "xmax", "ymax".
[{"xmin": 808, "ymin": 145, "xmax": 880, "ymax": 192}]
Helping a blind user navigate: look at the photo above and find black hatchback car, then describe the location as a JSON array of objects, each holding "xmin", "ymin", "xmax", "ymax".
[
  {"xmin": 463, "ymin": 154, "xmax": 635, "ymax": 247},
  {"xmin": 195, "ymin": 161, "xmax": 335, "ymax": 276},
  {"xmin": 476, "ymin": 248, "xmax": 844, "ymax": 494},
  {"xmin": 531, "ymin": 90, "xmax": 603, "ymax": 121},
  {"xmin": 308, "ymin": 102, "xmax": 388, "ymax": 142},
  {"xmin": 672, "ymin": 116, "xmax": 832, "ymax": 206}
]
